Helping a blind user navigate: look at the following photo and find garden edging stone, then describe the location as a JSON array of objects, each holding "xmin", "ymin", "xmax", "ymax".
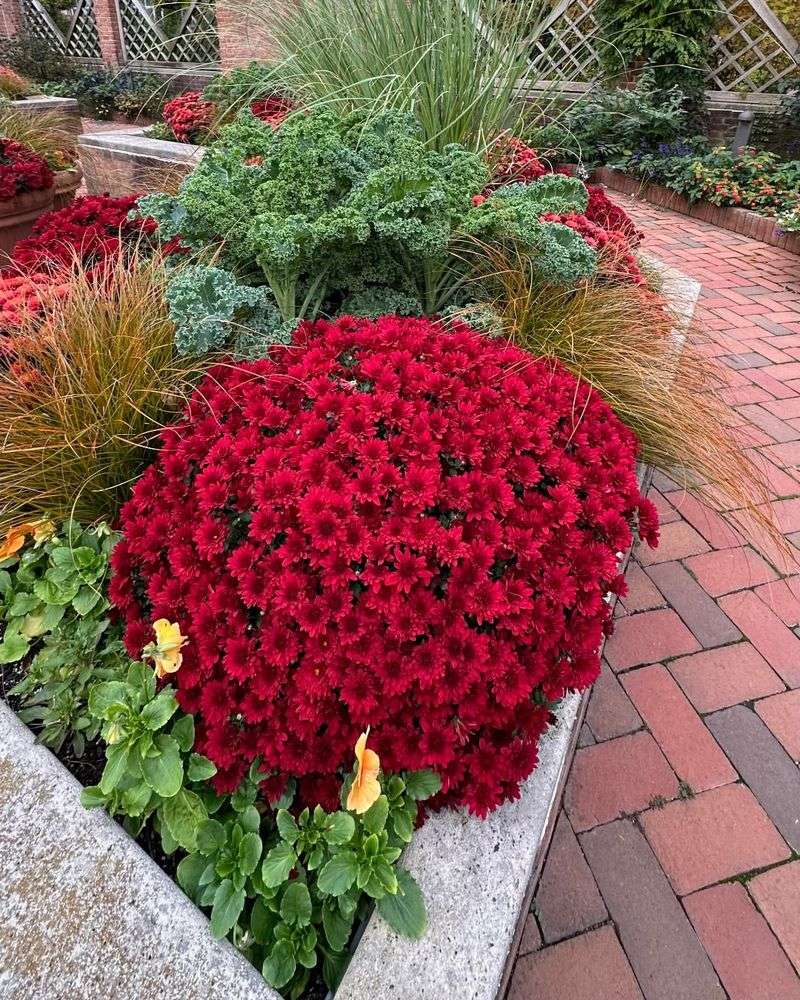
[
  {"xmin": 0, "ymin": 262, "xmax": 699, "ymax": 1000},
  {"xmin": 78, "ymin": 129, "xmax": 204, "ymax": 198}
]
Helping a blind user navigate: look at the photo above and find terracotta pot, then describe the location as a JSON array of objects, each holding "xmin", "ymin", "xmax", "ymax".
[
  {"xmin": 0, "ymin": 186, "xmax": 55, "ymax": 257},
  {"xmin": 53, "ymin": 166, "xmax": 83, "ymax": 210}
]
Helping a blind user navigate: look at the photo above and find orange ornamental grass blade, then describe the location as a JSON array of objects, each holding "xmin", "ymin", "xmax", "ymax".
[{"xmin": 347, "ymin": 727, "xmax": 381, "ymax": 814}]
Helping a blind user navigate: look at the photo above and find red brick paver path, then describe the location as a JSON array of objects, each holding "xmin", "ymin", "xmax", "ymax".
[{"xmin": 508, "ymin": 194, "xmax": 800, "ymax": 1000}]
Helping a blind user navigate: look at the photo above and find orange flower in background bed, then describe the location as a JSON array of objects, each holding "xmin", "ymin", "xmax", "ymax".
[
  {"xmin": 347, "ymin": 728, "xmax": 381, "ymax": 814},
  {"xmin": 0, "ymin": 517, "xmax": 55, "ymax": 559}
]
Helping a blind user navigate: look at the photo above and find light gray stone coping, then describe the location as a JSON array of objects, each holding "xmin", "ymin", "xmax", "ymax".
[
  {"xmin": 0, "ymin": 704, "xmax": 280, "ymax": 1000},
  {"xmin": 17, "ymin": 94, "xmax": 80, "ymax": 115},
  {"xmin": 78, "ymin": 127, "xmax": 206, "ymax": 166},
  {"xmin": 0, "ymin": 261, "xmax": 699, "ymax": 1000}
]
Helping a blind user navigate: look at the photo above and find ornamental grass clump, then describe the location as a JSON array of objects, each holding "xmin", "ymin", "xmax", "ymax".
[
  {"xmin": 481, "ymin": 248, "xmax": 772, "ymax": 523},
  {"xmin": 111, "ymin": 313, "xmax": 658, "ymax": 817},
  {"xmin": 0, "ymin": 105, "xmax": 75, "ymax": 170},
  {"xmin": 0, "ymin": 248, "xmax": 210, "ymax": 530}
]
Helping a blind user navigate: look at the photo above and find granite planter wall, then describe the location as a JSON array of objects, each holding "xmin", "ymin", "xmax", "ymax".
[
  {"xmin": 0, "ymin": 262, "xmax": 699, "ymax": 1000},
  {"xmin": 594, "ymin": 166, "xmax": 800, "ymax": 256},
  {"xmin": 78, "ymin": 129, "xmax": 204, "ymax": 198}
]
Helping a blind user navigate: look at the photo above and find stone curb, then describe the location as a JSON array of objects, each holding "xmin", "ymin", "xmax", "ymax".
[{"xmin": 78, "ymin": 129, "xmax": 204, "ymax": 198}]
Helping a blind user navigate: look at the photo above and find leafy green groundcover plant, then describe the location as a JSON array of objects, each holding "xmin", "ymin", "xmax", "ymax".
[
  {"xmin": 140, "ymin": 107, "xmax": 597, "ymax": 355},
  {"xmin": 0, "ymin": 521, "xmax": 435, "ymax": 998},
  {"xmin": 620, "ymin": 144, "xmax": 800, "ymax": 218},
  {"xmin": 0, "ymin": 520, "xmax": 125, "ymax": 754}
]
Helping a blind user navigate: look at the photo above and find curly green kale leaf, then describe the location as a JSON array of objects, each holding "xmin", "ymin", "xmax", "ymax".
[{"xmin": 166, "ymin": 265, "xmax": 284, "ymax": 356}]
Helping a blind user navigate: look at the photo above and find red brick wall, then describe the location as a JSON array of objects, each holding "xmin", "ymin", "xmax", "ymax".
[
  {"xmin": 91, "ymin": 0, "xmax": 123, "ymax": 64},
  {"xmin": 0, "ymin": 0, "xmax": 22, "ymax": 38},
  {"xmin": 216, "ymin": 0, "xmax": 278, "ymax": 68}
]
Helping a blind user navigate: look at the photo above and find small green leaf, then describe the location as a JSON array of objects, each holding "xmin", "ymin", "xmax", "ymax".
[
  {"xmin": 317, "ymin": 850, "xmax": 358, "ymax": 896},
  {"xmin": 197, "ymin": 818, "xmax": 226, "ymax": 854},
  {"xmin": 324, "ymin": 811, "xmax": 356, "ymax": 845},
  {"xmin": 361, "ymin": 795, "xmax": 389, "ymax": 835},
  {"xmin": 141, "ymin": 734, "xmax": 183, "ymax": 797},
  {"xmin": 80, "ymin": 785, "xmax": 106, "ymax": 809},
  {"xmin": 280, "ymin": 881, "xmax": 312, "ymax": 926},
  {"xmin": 88, "ymin": 681, "xmax": 129, "ymax": 720},
  {"xmin": 8, "ymin": 592, "xmax": 40, "ymax": 616},
  {"xmin": 263, "ymin": 939, "xmax": 296, "ymax": 989},
  {"xmin": 392, "ymin": 807, "xmax": 414, "ymax": 843},
  {"xmin": 377, "ymin": 869, "xmax": 427, "ymax": 939},
  {"xmin": 250, "ymin": 896, "xmax": 278, "ymax": 945},
  {"xmin": 72, "ymin": 586, "xmax": 101, "ymax": 616},
  {"xmin": 187, "ymin": 752, "xmax": 217, "ymax": 782},
  {"xmin": 322, "ymin": 900, "xmax": 353, "ymax": 951},
  {"xmin": 404, "ymin": 770, "xmax": 442, "ymax": 800},
  {"xmin": 141, "ymin": 689, "xmax": 178, "ymax": 731},
  {"xmin": 261, "ymin": 841, "xmax": 297, "ymax": 888},
  {"xmin": 276, "ymin": 808, "xmax": 300, "ymax": 843},
  {"xmin": 0, "ymin": 631, "xmax": 29, "ymax": 664},
  {"xmin": 238, "ymin": 804, "xmax": 260, "ymax": 834},
  {"xmin": 176, "ymin": 853, "xmax": 208, "ymax": 900},
  {"xmin": 99, "ymin": 743, "xmax": 131, "ymax": 794},
  {"xmin": 33, "ymin": 577, "xmax": 79, "ymax": 606},
  {"xmin": 171, "ymin": 714, "xmax": 195, "ymax": 752},
  {"xmin": 160, "ymin": 787, "xmax": 208, "ymax": 852},
  {"xmin": 210, "ymin": 878, "xmax": 246, "ymax": 939},
  {"xmin": 238, "ymin": 831, "xmax": 262, "ymax": 876}
]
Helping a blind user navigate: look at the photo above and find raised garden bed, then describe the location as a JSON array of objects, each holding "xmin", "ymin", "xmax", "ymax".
[
  {"xmin": 10, "ymin": 95, "xmax": 82, "ymax": 138},
  {"xmin": 593, "ymin": 165, "xmax": 800, "ymax": 255},
  {"xmin": 0, "ymin": 256, "xmax": 699, "ymax": 999},
  {"xmin": 78, "ymin": 129, "xmax": 204, "ymax": 198}
]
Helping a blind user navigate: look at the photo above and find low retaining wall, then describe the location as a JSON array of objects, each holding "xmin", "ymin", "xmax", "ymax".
[
  {"xmin": 594, "ymin": 166, "xmax": 800, "ymax": 255},
  {"xmin": 78, "ymin": 129, "xmax": 204, "ymax": 197},
  {"xmin": 0, "ymin": 263, "xmax": 699, "ymax": 1000},
  {"xmin": 15, "ymin": 95, "xmax": 82, "ymax": 138}
]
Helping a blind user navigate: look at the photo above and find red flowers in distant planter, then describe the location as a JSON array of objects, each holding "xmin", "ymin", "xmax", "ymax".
[
  {"xmin": 162, "ymin": 91, "xmax": 216, "ymax": 144},
  {"xmin": 250, "ymin": 95, "xmax": 294, "ymax": 130},
  {"xmin": 111, "ymin": 313, "xmax": 657, "ymax": 817},
  {"xmin": 485, "ymin": 136, "xmax": 547, "ymax": 190},
  {"xmin": 0, "ymin": 139, "xmax": 53, "ymax": 200}
]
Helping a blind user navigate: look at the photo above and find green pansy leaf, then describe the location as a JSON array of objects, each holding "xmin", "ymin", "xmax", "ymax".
[
  {"xmin": 392, "ymin": 807, "xmax": 414, "ymax": 843},
  {"xmin": 317, "ymin": 850, "xmax": 358, "ymax": 897},
  {"xmin": 250, "ymin": 896, "xmax": 278, "ymax": 945},
  {"xmin": 197, "ymin": 818, "xmax": 226, "ymax": 854},
  {"xmin": 41, "ymin": 602, "xmax": 66, "ymax": 631},
  {"xmin": 141, "ymin": 689, "xmax": 179, "ymax": 731},
  {"xmin": 121, "ymin": 781, "xmax": 153, "ymax": 817},
  {"xmin": 160, "ymin": 787, "xmax": 208, "ymax": 852},
  {"xmin": 322, "ymin": 900, "xmax": 353, "ymax": 951},
  {"xmin": 99, "ymin": 743, "xmax": 131, "ymax": 794},
  {"xmin": 238, "ymin": 804, "xmax": 260, "ymax": 834},
  {"xmin": 141, "ymin": 734, "xmax": 183, "ymax": 798},
  {"xmin": 33, "ymin": 577, "xmax": 79, "ymax": 606},
  {"xmin": 403, "ymin": 770, "xmax": 442, "ymax": 800},
  {"xmin": 276, "ymin": 808, "xmax": 300, "ymax": 844},
  {"xmin": 263, "ymin": 939, "xmax": 296, "ymax": 990},
  {"xmin": 322, "ymin": 948, "xmax": 350, "ymax": 994},
  {"xmin": 238, "ymin": 831, "xmax": 263, "ymax": 876},
  {"xmin": 0, "ymin": 632, "xmax": 29, "ymax": 663},
  {"xmin": 161, "ymin": 823, "xmax": 179, "ymax": 856},
  {"xmin": 176, "ymin": 853, "xmax": 208, "ymax": 900},
  {"xmin": 80, "ymin": 785, "xmax": 106, "ymax": 809},
  {"xmin": 185, "ymin": 752, "xmax": 216, "ymax": 782},
  {"xmin": 8, "ymin": 592, "xmax": 40, "ymax": 617},
  {"xmin": 376, "ymin": 869, "xmax": 427, "ymax": 939},
  {"xmin": 324, "ymin": 811, "xmax": 356, "ymax": 845},
  {"xmin": 361, "ymin": 795, "xmax": 389, "ymax": 835},
  {"xmin": 210, "ymin": 878, "xmax": 246, "ymax": 939},
  {"xmin": 280, "ymin": 881, "xmax": 312, "ymax": 927},
  {"xmin": 171, "ymin": 714, "xmax": 195, "ymax": 753},
  {"xmin": 261, "ymin": 841, "xmax": 297, "ymax": 888},
  {"xmin": 88, "ymin": 681, "xmax": 129, "ymax": 719},
  {"xmin": 72, "ymin": 586, "xmax": 101, "ymax": 616}
]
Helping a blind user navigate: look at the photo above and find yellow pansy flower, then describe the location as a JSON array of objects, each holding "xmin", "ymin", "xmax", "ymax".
[
  {"xmin": 346, "ymin": 727, "xmax": 381, "ymax": 814},
  {"xmin": 147, "ymin": 619, "xmax": 188, "ymax": 680}
]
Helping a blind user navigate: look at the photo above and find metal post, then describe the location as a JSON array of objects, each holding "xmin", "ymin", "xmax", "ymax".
[{"xmin": 731, "ymin": 110, "xmax": 755, "ymax": 156}]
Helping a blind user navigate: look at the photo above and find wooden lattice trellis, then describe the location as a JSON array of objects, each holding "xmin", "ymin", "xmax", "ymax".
[
  {"xmin": 20, "ymin": 0, "xmax": 102, "ymax": 59},
  {"xmin": 116, "ymin": 0, "xmax": 219, "ymax": 66},
  {"xmin": 525, "ymin": 0, "xmax": 800, "ymax": 97}
]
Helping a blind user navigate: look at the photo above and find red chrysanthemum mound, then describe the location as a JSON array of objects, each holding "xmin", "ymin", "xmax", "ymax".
[
  {"xmin": 250, "ymin": 95, "xmax": 294, "ymax": 129},
  {"xmin": 485, "ymin": 136, "xmax": 547, "ymax": 190},
  {"xmin": 162, "ymin": 91, "xmax": 216, "ymax": 143},
  {"xmin": 541, "ymin": 210, "xmax": 645, "ymax": 285},
  {"xmin": 585, "ymin": 184, "xmax": 642, "ymax": 246},
  {"xmin": 0, "ymin": 139, "xmax": 53, "ymax": 200},
  {"xmin": 110, "ymin": 314, "xmax": 658, "ymax": 816}
]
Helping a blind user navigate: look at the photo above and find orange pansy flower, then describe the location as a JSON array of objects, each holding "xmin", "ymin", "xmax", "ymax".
[{"xmin": 346, "ymin": 727, "xmax": 381, "ymax": 814}]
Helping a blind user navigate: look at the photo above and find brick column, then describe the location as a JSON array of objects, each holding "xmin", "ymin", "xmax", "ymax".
[
  {"xmin": 215, "ymin": 0, "xmax": 278, "ymax": 69},
  {"xmin": 91, "ymin": 0, "xmax": 124, "ymax": 65},
  {"xmin": 0, "ymin": 0, "xmax": 22, "ymax": 38}
]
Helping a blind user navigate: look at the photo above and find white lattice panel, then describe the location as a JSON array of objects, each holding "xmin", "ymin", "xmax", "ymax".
[
  {"xmin": 528, "ymin": 0, "xmax": 602, "ymax": 84},
  {"xmin": 20, "ymin": 0, "xmax": 102, "ymax": 58},
  {"xmin": 118, "ymin": 0, "xmax": 219, "ymax": 65},
  {"xmin": 710, "ymin": 0, "xmax": 800, "ymax": 93}
]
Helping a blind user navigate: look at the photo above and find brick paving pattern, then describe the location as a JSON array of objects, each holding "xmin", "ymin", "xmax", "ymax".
[{"xmin": 508, "ymin": 193, "xmax": 800, "ymax": 999}]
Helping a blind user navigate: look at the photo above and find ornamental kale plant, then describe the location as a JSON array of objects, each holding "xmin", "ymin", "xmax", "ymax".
[
  {"xmin": 140, "ymin": 108, "xmax": 597, "ymax": 351},
  {"xmin": 111, "ymin": 314, "xmax": 658, "ymax": 819},
  {"xmin": 0, "ymin": 519, "xmax": 125, "ymax": 754}
]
